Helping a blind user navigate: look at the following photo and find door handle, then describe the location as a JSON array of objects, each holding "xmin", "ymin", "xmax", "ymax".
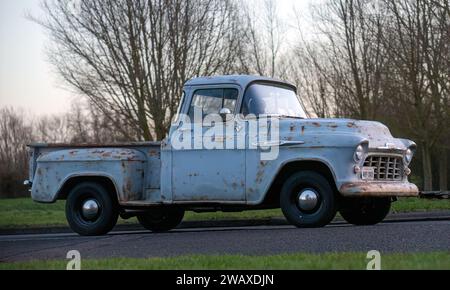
[
  {"xmin": 178, "ymin": 128, "xmax": 191, "ymax": 132},
  {"xmin": 252, "ymin": 140, "xmax": 305, "ymax": 147}
]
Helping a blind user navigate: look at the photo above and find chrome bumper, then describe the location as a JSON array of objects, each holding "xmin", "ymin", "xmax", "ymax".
[{"xmin": 339, "ymin": 182, "xmax": 419, "ymax": 197}]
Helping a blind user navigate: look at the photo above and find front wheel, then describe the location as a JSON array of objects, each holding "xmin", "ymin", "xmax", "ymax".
[
  {"xmin": 280, "ymin": 171, "xmax": 337, "ymax": 228},
  {"xmin": 137, "ymin": 207, "xmax": 185, "ymax": 232},
  {"xmin": 66, "ymin": 182, "xmax": 119, "ymax": 236},
  {"xmin": 339, "ymin": 197, "xmax": 391, "ymax": 225}
]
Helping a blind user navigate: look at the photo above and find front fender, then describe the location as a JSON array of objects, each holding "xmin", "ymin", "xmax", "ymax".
[
  {"xmin": 31, "ymin": 148, "xmax": 146, "ymax": 203},
  {"xmin": 247, "ymin": 146, "xmax": 360, "ymax": 205}
]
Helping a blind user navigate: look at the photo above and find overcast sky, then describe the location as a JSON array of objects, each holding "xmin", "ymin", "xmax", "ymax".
[{"xmin": 0, "ymin": 0, "xmax": 312, "ymax": 116}]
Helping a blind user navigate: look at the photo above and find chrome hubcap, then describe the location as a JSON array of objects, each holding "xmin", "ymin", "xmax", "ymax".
[
  {"xmin": 81, "ymin": 199, "xmax": 99, "ymax": 220},
  {"xmin": 297, "ymin": 189, "xmax": 319, "ymax": 211}
]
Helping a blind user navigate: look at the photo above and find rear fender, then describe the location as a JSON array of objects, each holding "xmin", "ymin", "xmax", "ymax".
[{"xmin": 31, "ymin": 148, "xmax": 146, "ymax": 203}]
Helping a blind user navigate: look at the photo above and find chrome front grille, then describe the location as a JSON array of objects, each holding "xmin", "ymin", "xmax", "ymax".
[{"xmin": 364, "ymin": 155, "xmax": 403, "ymax": 181}]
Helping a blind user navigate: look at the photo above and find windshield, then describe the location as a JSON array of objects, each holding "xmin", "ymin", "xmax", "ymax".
[{"xmin": 242, "ymin": 83, "xmax": 307, "ymax": 118}]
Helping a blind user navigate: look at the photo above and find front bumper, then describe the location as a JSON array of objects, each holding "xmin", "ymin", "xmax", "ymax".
[{"xmin": 339, "ymin": 182, "xmax": 419, "ymax": 197}]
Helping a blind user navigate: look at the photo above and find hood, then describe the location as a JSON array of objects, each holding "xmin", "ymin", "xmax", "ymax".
[{"xmin": 278, "ymin": 118, "xmax": 413, "ymax": 150}]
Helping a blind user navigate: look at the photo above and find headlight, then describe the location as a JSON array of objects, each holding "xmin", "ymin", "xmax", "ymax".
[
  {"xmin": 404, "ymin": 148, "xmax": 413, "ymax": 165},
  {"xmin": 354, "ymin": 145, "xmax": 365, "ymax": 162}
]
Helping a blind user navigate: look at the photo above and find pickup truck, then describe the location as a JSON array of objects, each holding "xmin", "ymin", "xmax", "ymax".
[{"xmin": 26, "ymin": 75, "xmax": 419, "ymax": 236}]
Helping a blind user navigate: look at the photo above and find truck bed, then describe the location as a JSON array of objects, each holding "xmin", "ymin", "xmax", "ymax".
[
  {"xmin": 27, "ymin": 142, "xmax": 162, "ymax": 203},
  {"xmin": 28, "ymin": 141, "xmax": 162, "ymax": 148}
]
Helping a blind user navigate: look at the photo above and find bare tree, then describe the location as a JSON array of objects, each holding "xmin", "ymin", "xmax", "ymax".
[
  {"xmin": 381, "ymin": 0, "xmax": 450, "ymax": 190},
  {"xmin": 0, "ymin": 108, "xmax": 33, "ymax": 197},
  {"xmin": 239, "ymin": 0, "xmax": 284, "ymax": 77},
  {"xmin": 33, "ymin": 0, "xmax": 245, "ymax": 141},
  {"xmin": 35, "ymin": 115, "xmax": 70, "ymax": 143},
  {"xmin": 68, "ymin": 100, "xmax": 142, "ymax": 143},
  {"xmin": 296, "ymin": 0, "xmax": 389, "ymax": 120},
  {"xmin": 288, "ymin": 48, "xmax": 336, "ymax": 118}
]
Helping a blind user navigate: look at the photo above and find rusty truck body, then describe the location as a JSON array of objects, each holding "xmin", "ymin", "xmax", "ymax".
[{"xmin": 26, "ymin": 75, "xmax": 419, "ymax": 235}]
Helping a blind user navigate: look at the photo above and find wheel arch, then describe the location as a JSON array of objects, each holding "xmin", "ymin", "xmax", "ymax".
[
  {"xmin": 56, "ymin": 174, "xmax": 120, "ymax": 205},
  {"xmin": 261, "ymin": 159, "xmax": 338, "ymax": 207}
]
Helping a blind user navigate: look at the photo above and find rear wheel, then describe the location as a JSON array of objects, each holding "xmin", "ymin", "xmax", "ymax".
[
  {"xmin": 137, "ymin": 207, "xmax": 185, "ymax": 232},
  {"xmin": 339, "ymin": 197, "xmax": 391, "ymax": 225},
  {"xmin": 66, "ymin": 182, "xmax": 118, "ymax": 236},
  {"xmin": 280, "ymin": 171, "xmax": 337, "ymax": 228}
]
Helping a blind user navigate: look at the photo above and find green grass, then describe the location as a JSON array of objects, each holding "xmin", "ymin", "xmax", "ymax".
[
  {"xmin": 0, "ymin": 252, "xmax": 448, "ymax": 270},
  {"xmin": 0, "ymin": 197, "xmax": 448, "ymax": 229},
  {"xmin": 391, "ymin": 197, "xmax": 450, "ymax": 213}
]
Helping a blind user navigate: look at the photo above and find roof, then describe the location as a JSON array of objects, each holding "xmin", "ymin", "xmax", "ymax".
[{"xmin": 184, "ymin": 75, "xmax": 296, "ymax": 90}]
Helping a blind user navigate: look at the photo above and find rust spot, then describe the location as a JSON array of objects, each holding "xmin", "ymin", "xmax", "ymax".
[
  {"xmin": 102, "ymin": 152, "xmax": 112, "ymax": 157},
  {"xmin": 347, "ymin": 122, "xmax": 357, "ymax": 128},
  {"xmin": 69, "ymin": 150, "xmax": 78, "ymax": 155},
  {"xmin": 340, "ymin": 182, "xmax": 419, "ymax": 197},
  {"xmin": 124, "ymin": 179, "xmax": 133, "ymax": 193},
  {"xmin": 149, "ymin": 150, "xmax": 159, "ymax": 157},
  {"xmin": 37, "ymin": 168, "xmax": 42, "ymax": 175},
  {"xmin": 188, "ymin": 173, "xmax": 199, "ymax": 177},
  {"xmin": 256, "ymin": 167, "xmax": 265, "ymax": 184},
  {"xmin": 192, "ymin": 195, "xmax": 211, "ymax": 201},
  {"xmin": 312, "ymin": 122, "xmax": 321, "ymax": 127},
  {"xmin": 232, "ymin": 182, "xmax": 238, "ymax": 190},
  {"xmin": 301, "ymin": 126, "xmax": 305, "ymax": 135},
  {"xmin": 328, "ymin": 124, "xmax": 338, "ymax": 129},
  {"xmin": 290, "ymin": 124, "xmax": 295, "ymax": 132}
]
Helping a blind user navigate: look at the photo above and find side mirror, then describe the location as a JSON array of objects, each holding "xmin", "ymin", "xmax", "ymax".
[{"xmin": 219, "ymin": 108, "xmax": 232, "ymax": 122}]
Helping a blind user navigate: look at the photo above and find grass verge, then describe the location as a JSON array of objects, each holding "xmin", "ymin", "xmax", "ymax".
[
  {"xmin": 0, "ymin": 197, "xmax": 448, "ymax": 229},
  {"xmin": 0, "ymin": 252, "xmax": 448, "ymax": 270}
]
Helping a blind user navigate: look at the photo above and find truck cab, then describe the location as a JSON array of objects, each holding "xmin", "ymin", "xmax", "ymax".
[{"xmin": 27, "ymin": 75, "xmax": 419, "ymax": 235}]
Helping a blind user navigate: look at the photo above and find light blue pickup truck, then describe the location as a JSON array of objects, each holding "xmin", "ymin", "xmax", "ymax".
[{"xmin": 26, "ymin": 75, "xmax": 419, "ymax": 236}]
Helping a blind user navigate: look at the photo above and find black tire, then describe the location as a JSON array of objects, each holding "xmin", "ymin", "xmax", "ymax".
[
  {"xmin": 65, "ymin": 182, "xmax": 118, "ymax": 236},
  {"xmin": 137, "ymin": 207, "xmax": 185, "ymax": 232},
  {"xmin": 280, "ymin": 171, "xmax": 337, "ymax": 228},
  {"xmin": 339, "ymin": 197, "xmax": 391, "ymax": 225}
]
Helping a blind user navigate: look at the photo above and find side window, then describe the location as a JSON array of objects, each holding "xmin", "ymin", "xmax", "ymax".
[
  {"xmin": 188, "ymin": 88, "xmax": 238, "ymax": 121},
  {"xmin": 223, "ymin": 88, "xmax": 238, "ymax": 112}
]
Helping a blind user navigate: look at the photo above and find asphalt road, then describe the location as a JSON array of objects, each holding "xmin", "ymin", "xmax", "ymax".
[{"xmin": 1, "ymin": 219, "xmax": 449, "ymax": 262}]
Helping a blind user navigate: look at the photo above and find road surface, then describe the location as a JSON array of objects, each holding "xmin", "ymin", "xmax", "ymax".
[{"xmin": 1, "ymin": 219, "xmax": 449, "ymax": 262}]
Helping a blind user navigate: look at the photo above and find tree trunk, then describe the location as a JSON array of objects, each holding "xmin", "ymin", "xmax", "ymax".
[
  {"xmin": 421, "ymin": 144, "xmax": 433, "ymax": 191},
  {"xmin": 439, "ymin": 148, "xmax": 448, "ymax": 191}
]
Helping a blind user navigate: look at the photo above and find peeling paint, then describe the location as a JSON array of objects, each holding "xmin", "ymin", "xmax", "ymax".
[
  {"xmin": 290, "ymin": 123, "xmax": 296, "ymax": 132},
  {"xmin": 347, "ymin": 122, "xmax": 357, "ymax": 128}
]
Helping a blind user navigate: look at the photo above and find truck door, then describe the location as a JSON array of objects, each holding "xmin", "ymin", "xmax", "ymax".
[{"xmin": 170, "ymin": 86, "xmax": 246, "ymax": 202}]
